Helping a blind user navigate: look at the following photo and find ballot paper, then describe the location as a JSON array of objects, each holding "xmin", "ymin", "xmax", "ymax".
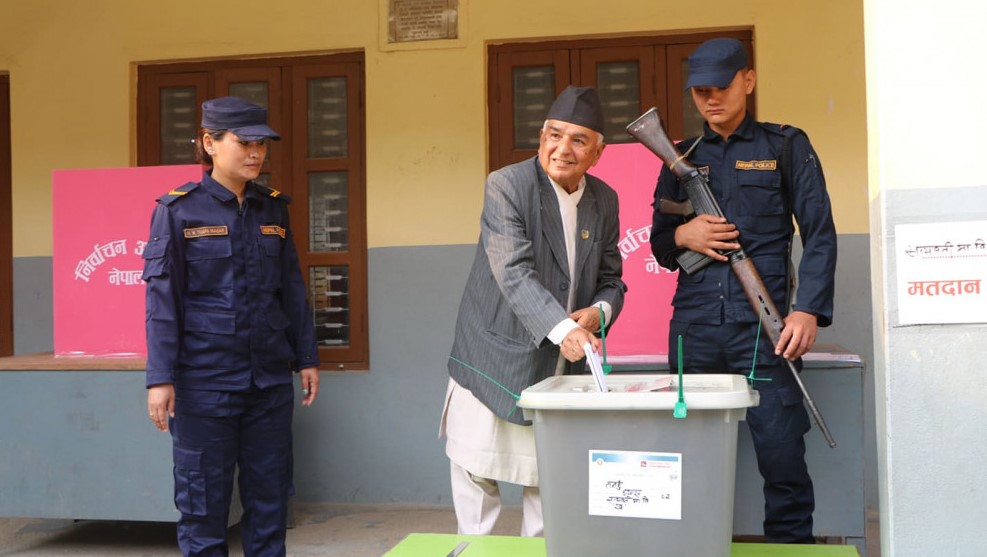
[{"xmin": 584, "ymin": 342, "xmax": 608, "ymax": 392}]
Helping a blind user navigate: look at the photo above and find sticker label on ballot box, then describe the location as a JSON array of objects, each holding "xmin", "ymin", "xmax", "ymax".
[{"xmin": 588, "ymin": 450, "xmax": 682, "ymax": 520}]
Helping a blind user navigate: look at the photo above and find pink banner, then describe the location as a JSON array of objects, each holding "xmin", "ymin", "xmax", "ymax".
[
  {"xmin": 591, "ymin": 143, "xmax": 676, "ymax": 356},
  {"xmin": 52, "ymin": 165, "xmax": 201, "ymax": 357}
]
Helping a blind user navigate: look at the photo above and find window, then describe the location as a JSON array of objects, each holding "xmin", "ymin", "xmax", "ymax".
[
  {"xmin": 1, "ymin": 75, "xmax": 11, "ymax": 356},
  {"xmin": 488, "ymin": 31, "xmax": 754, "ymax": 170},
  {"xmin": 138, "ymin": 54, "xmax": 368, "ymax": 370}
]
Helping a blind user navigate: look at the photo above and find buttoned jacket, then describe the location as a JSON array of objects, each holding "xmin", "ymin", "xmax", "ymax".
[
  {"xmin": 448, "ymin": 157, "xmax": 626, "ymax": 424},
  {"xmin": 142, "ymin": 172, "xmax": 319, "ymax": 390}
]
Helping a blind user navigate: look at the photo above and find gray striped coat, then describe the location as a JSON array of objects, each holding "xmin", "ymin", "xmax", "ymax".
[{"xmin": 448, "ymin": 157, "xmax": 626, "ymax": 424}]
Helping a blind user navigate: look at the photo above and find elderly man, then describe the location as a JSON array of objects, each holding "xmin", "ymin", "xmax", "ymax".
[{"xmin": 440, "ymin": 85, "xmax": 626, "ymax": 537}]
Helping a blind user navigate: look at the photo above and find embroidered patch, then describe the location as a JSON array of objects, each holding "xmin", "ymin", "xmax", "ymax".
[
  {"xmin": 735, "ymin": 160, "xmax": 778, "ymax": 171},
  {"xmin": 184, "ymin": 226, "xmax": 229, "ymax": 238},
  {"xmin": 260, "ymin": 225, "xmax": 286, "ymax": 239}
]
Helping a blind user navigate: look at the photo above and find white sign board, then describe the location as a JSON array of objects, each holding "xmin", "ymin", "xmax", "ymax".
[
  {"xmin": 895, "ymin": 220, "xmax": 987, "ymax": 325},
  {"xmin": 587, "ymin": 450, "xmax": 682, "ymax": 520}
]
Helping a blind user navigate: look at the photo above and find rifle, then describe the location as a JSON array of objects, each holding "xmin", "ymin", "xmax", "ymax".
[{"xmin": 627, "ymin": 107, "xmax": 837, "ymax": 448}]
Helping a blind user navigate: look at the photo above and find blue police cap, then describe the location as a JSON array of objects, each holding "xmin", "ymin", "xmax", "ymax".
[
  {"xmin": 685, "ymin": 38, "xmax": 749, "ymax": 89},
  {"xmin": 545, "ymin": 86, "xmax": 605, "ymax": 135},
  {"xmin": 201, "ymin": 96, "xmax": 281, "ymax": 141}
]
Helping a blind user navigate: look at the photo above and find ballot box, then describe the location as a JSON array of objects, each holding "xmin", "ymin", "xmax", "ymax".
[{"xmin": 518, "ymin": 374, "xmax": 758, "ymax": 557}]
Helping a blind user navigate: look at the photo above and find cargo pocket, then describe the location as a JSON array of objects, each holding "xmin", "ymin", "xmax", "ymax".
[
  {"xmin": 141, "ymin": 235, "xmax": 170, "ymax": 281},
  {"xmin": 778, "ymin": 385, "xmax": 812, "ymax": 439},
  {"xmin": 173, "ymin": 447, "xmax": 207, "ymax": 516},
  {"xmin": 186, "ymin": 236, "xmax": 233, "ymax": 292},
  {"xmin": 262, "ymin": 305, "xmax": 295, "ymax": 362},
  {"xmin": 737, "ymin": 170, "xmax": 787, "ymax": 235},
  {"xmin": 182, "ymin": 310, "xmax": 237, "ymax": 368},
  {"xmin": 258, "ymin": 236, "xmax": 284, "ymax": 291}
]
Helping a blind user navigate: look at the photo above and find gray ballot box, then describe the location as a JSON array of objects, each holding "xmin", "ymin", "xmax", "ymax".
[{"xmin": 518, "ymin": 374, "xmax": 758, "ymax": 557}]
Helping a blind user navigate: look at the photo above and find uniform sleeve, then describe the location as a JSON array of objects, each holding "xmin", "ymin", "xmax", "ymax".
[
  {"xmin": 279, "ymin": 207, "xmax": 320, "ymax": 371},
  {"xmin": 788, "ymin": 134, "xmax": 838, "ymax": 327},
  {"xmin": 142, "ymin": 203, "xmax": 185, "ymax": 388},
  {"xmin": 649, "ymin": 166, "xmax": 687, "ymax": 271}
]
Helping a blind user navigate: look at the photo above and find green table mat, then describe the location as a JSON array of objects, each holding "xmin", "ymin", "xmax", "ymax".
[{"xmin": 385, "ymin": 533, "xmax": 860, "ymax": 557}]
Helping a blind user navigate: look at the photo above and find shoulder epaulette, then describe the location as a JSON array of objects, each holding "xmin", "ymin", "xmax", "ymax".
[
  {"xmin": 256, "ymin": 184, "xmax": 292, "ymax": 204},
  {"xmin": 157, "ymin": 181, "xmax": 199, "ymax": 205},
  {"xmin": 759, "ymin": 121, "xmax": 805, "ymax": 139}
]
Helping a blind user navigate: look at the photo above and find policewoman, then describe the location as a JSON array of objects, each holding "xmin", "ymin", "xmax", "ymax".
[
  {"xmin": 143, "ymin": 96, "xmax": 320, "ymax": 557},
  {"xmin": 649, "ymin": 38, "xmax": 837, "ymax": 544}
]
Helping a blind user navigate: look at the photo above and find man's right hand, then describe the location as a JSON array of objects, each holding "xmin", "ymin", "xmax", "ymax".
[
  {"xmin": 674, "ymin": 214, "xmax": 740, "ymax": 262},
  {"xmin": 560, "ymin": 327, "xmax": 599, "ymax": 362},
  {"xmin": 148, "ymin": 384, "xmax": 175, "ymax": 432}
]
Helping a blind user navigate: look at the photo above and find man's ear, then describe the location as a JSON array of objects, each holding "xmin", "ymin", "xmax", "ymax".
[
  {"xmin": 590, "ymin": 143, "xmax": 607, "ymax": 167},
  {"xmin": 745, "ymin": 69, "xmax": 757, "ymax": 94}
]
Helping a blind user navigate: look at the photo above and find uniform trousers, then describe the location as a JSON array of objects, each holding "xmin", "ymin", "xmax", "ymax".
[
  {"xmin": 670, "ymin": 320, "xmax": 815, "ymax": 544},
  {"xmin": 170, "ymin": 383, "xmax": 295, "ymax": 557}
]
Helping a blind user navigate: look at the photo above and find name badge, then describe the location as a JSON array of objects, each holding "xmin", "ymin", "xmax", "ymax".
[
  {"xmin": 184, "ymin": 226, "xmax": 229, "ymax": 238},
  {"xmin": 260, "ymin": 225, "xmax": 286, "ymax": 239},
  {"xmin": 735, "ymin": 160, "xmax": 778, "ymax": 171}
]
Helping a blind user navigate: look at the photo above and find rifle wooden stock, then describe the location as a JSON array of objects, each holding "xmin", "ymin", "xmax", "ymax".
[
  {"xmin": 626, "ymin": 107, "xmax": 837, "ymax": 448},
  {"xmin": 732, "ymin": 256, "xmax": 837, "ymax": 448}
]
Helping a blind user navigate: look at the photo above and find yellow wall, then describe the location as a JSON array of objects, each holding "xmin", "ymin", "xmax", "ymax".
[{"xmin": 0, "ymin": 0, "xmax": 867, "ymax": 257}]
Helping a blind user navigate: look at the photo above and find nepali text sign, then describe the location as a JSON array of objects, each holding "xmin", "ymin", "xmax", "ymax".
[
  {"xmin": 52, "ymin": 165, "xmax": 201, "ymax": 356},
  {"xmin": 895, "ymin": 220, "xmax": 987, "ymax": 325}
]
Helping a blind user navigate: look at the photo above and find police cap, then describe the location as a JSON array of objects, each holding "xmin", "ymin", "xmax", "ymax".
[
  {"xmin": 685, "ymin": 38, "xmax": 749, "ymax": 89},
  {"xmin": 201, "ymin": 96, "xmax": 281, "ymax": 141}
]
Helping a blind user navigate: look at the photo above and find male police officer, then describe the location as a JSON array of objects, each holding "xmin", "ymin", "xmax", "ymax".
[{"xmin": 649, "ymin": 38, "xmax": 837, "ymax": 544}]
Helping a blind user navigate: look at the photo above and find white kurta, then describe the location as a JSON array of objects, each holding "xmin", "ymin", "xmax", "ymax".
[{"xmin": 440, "ymin": 377, "xmax": 538, "ymax": 486}]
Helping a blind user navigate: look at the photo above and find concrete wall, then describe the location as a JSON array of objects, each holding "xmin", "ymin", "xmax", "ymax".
[{"xmin": 865, "ymin": 0, "xmax": 987, "ymax": 555}]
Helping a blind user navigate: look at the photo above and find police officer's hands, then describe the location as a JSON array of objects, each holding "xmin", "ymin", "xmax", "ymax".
[
  {"xmin": 570, "ymin": 306, "xmax": 602, "ymax": 333},
  {"xmin": 147, "ymin": 384, "xmax": 175, "ymax": 432},
  {"xmin": 561, "ymin": 327, "xmax": 599, "ymax": 363},
  {"xmin": 776, "ymin": 310, "xmax": 818, "ymax": 360},
  {"xmin": 299, "ymin": 367, "xmax": 319, "ymax": 406},
  {"xmin": 674, "ymin": 214, "xmax": 740, "ymax": 262}
]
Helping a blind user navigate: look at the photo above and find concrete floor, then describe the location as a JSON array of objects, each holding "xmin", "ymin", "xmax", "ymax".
[
  {"xmin": 0, "ymin": 504, "xmax": 520, "ymax": 557},
  {"xmin": 0, "ymin": 504, "xmax": 879, "ymax": 557}
]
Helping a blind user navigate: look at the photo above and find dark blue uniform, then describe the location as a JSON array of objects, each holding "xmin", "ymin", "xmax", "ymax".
[
  {"xmin": 650, "ymin": 114, "xmax": 837, "ymax": 543},
  {"xmin": 142, "ymin": 171, "xmax": 319, "ymax": 557}
]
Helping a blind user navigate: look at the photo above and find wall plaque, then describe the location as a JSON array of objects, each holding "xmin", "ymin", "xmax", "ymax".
[{"xmin": 388, "ymin": 0, "xmax": 458, "ymax": 43}]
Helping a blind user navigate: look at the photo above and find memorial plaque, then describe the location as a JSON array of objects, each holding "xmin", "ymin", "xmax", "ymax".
[{"xmin": 388, "ymin": 0, "xmax": 458, "ymax": 43}]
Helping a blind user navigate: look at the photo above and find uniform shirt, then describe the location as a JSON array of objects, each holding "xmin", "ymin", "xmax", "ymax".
[
  {"xmin": 142, "ymin": 171, "xmax": 319, "ymax": 390},
  {"xmin": 649, "ymin": 113, "xmax": 837, "ymax": 327}
]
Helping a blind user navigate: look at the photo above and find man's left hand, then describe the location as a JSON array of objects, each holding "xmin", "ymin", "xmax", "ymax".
[{"xmin": 775, "ymin": 311, "xmax": 818, "ymax": 360}]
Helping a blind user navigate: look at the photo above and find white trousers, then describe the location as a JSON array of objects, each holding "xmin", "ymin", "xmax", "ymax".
[{"xmin": 449, "ymin": 459, "xmax": 543, "ymax": 537}]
